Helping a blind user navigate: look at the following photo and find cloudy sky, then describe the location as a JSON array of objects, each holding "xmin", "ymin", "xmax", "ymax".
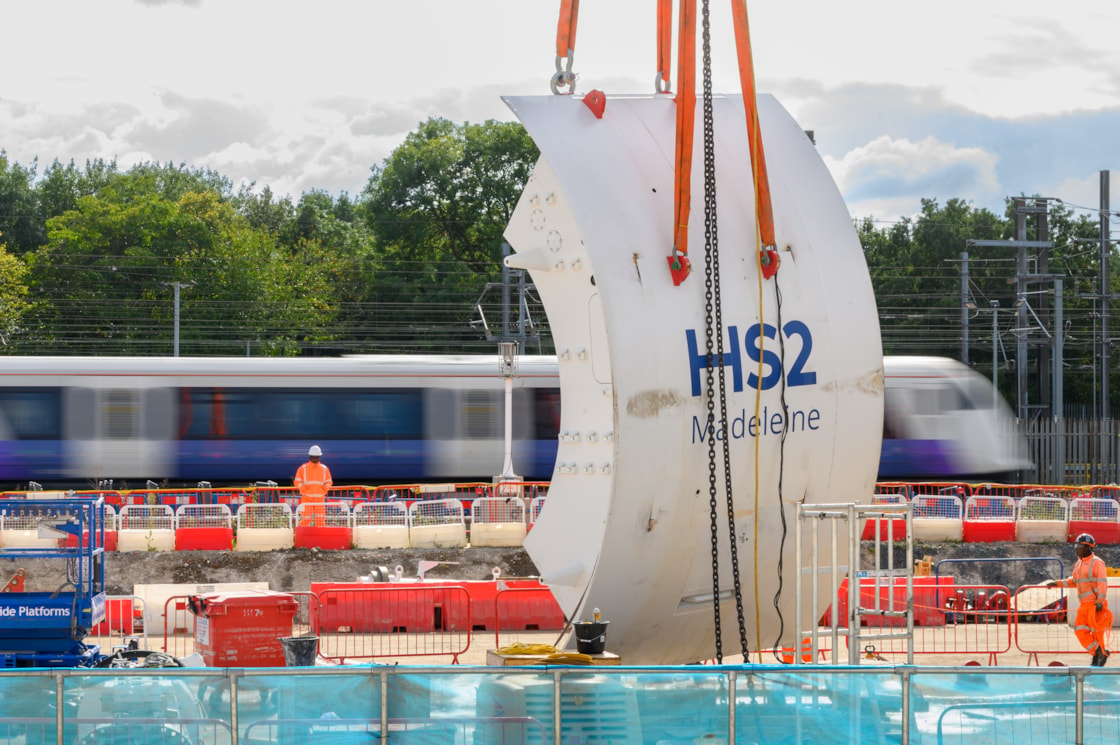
[{"xmin": 2, "ymin": 1, "xmax": 1117, "ymax": 224}]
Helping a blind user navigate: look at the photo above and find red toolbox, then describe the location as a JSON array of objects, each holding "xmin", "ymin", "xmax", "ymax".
[{"xmin": 188, "ymin": 590, "xmax": 298, "ymax": 667}]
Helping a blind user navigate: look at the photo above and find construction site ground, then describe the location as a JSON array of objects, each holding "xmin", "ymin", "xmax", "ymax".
[{"xmin": 9, "ymin": 541, "xmax": 1117, "ymax": 667}]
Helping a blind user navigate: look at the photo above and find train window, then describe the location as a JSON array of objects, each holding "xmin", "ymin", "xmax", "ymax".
[
  {"xmin": 534, "ymin": 389, "xmax": 562, "ymax": 440},
  {"xmin": 911, "ymin": 389, "xmax": 940, "ymax": 416},
  {"xmin": 179, "ymin": 388, "xmax": 422, "ymax": 439},
  {"xmin": 351, "ymin": 394, "xmax": 422, "ymax": 437},
  {"xmin": 0, "ymin": 390, "xmax": 62, "ymax": 439},
  {"xmin": 961, "ymin": 377, "xmax": 994, "ymax": 409},
  {"xmin": 938, "ymin": 384, "xmax": 967, "ymax": 411}
]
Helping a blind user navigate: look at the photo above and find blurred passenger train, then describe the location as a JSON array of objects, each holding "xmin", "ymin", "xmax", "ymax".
[
  {"xmin": 0, "ymin": 354, "xmax": 1026, "ymax": 488},
  {"xmin": 880, "ymin": 356, "xmax": 1031, "ymax": 482},
  {"xmin": 0, "ymin": 355, "xmax": 561, "ymax": 487}
]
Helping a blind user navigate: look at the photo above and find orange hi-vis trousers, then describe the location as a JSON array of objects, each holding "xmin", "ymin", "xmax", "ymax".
[{"xmin": 1075, "ymin": 601, "xmax": 1113, "ymax": 658}]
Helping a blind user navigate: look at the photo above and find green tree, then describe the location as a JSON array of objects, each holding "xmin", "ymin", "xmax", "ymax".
[
  {"xmin": 361, "ymin": 118, "xmax": 539, "ymax": 351},
  {"xmin": 0, "ymin": 153, "xmax": 45, "ymax": 253},
  {"xmin": 22, "ymin": 173, "xmax": 334, "ymax": 355},
  {"xmin": 363, "ymin": 118, "xmax": 537, "ymax": 273},
  {"xmin": 0, "ymin": 232, "xmax": 30, "ymax": 345}
]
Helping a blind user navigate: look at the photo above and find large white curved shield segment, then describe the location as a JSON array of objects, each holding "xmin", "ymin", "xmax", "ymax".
[{"xmin": 504, "ymin": 94, "xmax": 882, "ymax": 664}]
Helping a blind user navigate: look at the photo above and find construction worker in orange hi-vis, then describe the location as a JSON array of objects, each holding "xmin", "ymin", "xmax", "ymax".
[
  {"xmin": 294, "ymin": 445, "xmax": 332, "ymax": 527},
  {"xmin": 1049, "ymin": 532, "xmax": 1113, "ymax": 666}
]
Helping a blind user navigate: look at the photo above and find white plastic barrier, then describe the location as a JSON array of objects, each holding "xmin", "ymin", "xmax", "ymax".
[
  {"xmin": 1015, "ymin": 495, "xmax": 1069, "ymax": 543},
  {"xmin": 529, "ymin": 496, "xmax": 546, "ymax": 528},
  {"xmin": 175, "ymin": 503, "xmax": 234, "ymax": 529},
  {"xmin": 0, "ymin": 503, "xmax": 69, "ymax": 548},
  {"xmin": 407, "ymin": 498, "xmax": 467, "ymax": 549},
  {"xmin": 469, "ymin": 496, "xmax": 527, "ymax": 547},
  {"xmin": 293, "ymin": 500, "xmax": 352, "ymax": 527},
  {"xmin": 234, "ymin": 503, "xmax": 294, "ymax": 551},
  {"xmin": 910, "ymin": 495, "xmax": 964, "ymax": 542},
  {"xmin": 118, "ymin": 504, "xmax": 176, "ymax": 552},
  {"xmin": 1067, "ymin": 497, "xmax": 1120, "ymax": 544},
  {"xmin": 353, "ymin": 502, "xmax": 410, "ymax": 549}
]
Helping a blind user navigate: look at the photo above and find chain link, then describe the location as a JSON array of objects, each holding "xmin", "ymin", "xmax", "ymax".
[{"xmin": 700, "ymin": 0, "xmax": 749, "ymax": 664}]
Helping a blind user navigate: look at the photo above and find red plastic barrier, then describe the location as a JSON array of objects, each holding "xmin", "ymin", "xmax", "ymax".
[
  {"xmin": 494, "ymin": 586, "xmax": 565, "ymax": 631},
  {"xmin": 62, "ymin": 531, "xmax": 117, "ymax": 552},
  {"xmin": 175, "ymin": 527, "xmax": 235, "ymax": 551},
  {"xmin": 1068, "ymin": 520, "xmax": 1120, "ymax": 544},
  {"xmin": 312, "ymin": 584, "xmax": 470, "ymax": 633},
  {"xmin": 861, "ymin": 518, "xmax": 907, "ymax": 541},
  {"xmin": 294, "ymin": 526, "xmax": 353, "ymax": 550},
  {"xmin": 828, "ymin": 576, "xmax": 953, "ymax": 627},
  {"xmin": 963, "ymin": 520, "xmax": 1016, "ymax": 543}
]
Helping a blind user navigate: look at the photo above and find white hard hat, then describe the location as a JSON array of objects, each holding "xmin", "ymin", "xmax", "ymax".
[{"xmin": 308, "ymin": 445, "xmax": 322, "ymax": 457}]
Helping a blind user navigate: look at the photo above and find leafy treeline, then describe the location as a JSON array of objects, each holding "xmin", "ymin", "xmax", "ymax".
[
  {"xmin": 0, "ymin": 117, "xmax": 1114, "ymax": 408},
  {"xmin": 0, "ymin": 118, "xmax": 539, "ymax": 356},
  {"xmin": 860, "ymin": 197, "xmax": 1109, "ymax": 411}
]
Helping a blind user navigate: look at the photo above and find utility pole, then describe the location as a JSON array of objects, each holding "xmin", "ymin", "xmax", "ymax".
[
  {"xmin": 960, "ymin": 251, "xmax": 970, "ymax": 364},
  {"xmin": 1102, "ymin": 170, "xmax": 1112, "ymax": 422},
  {"xmin": 990, "ymin": 300, "xmax": 999, "ymax": 409},
  {"xmin": 164, "ymin": 281, "xmax": 195, "ymax": 357}
]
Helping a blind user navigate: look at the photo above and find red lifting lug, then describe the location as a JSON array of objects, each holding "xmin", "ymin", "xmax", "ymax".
[
  {"xmin": 583, "ymin": 90, "xmax": 606, "ymax": 119},
  {"xmin": 667, "ymin": 254, "xmax": 691, "ymax": 286},
  {"xmin": 760, "ymin": 249, "xmax": 780, "ymax": 279}
]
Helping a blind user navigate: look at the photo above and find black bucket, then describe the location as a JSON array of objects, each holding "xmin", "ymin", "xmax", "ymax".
[
  {"xmin": 280, "ymin": 635, "xmax": 319, "ymax": 667},
  {"xmin": 573, "ymin": 621, "xmax": 609, "ymax": 655}
]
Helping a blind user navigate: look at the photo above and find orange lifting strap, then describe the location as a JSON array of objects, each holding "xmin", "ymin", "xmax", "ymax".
[
  {"xmin": 552, "ymin": 0, "xmax": 580, "ymax": 94},
  {"xmin": 667, "ymin": 0, "xmax": 779, "ymax": 285},
  {"xmin": 731, "ymin": 0, "xmax": 778, "ymax": 276},
  {"xmin": 668, "ymin": 0, "xmax": 697, "ymax": 285},
  {"xmin": 555, "ymin": 0, "xmax": 579, "ymax": 59},
  {"xmin": 551, "ymin": 0, "xmax": 778, "ymax": 282}
]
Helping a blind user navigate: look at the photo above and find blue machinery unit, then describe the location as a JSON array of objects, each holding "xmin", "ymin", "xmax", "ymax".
[{"xmin": 0, "ymin": 497, "xmax": 107, "ymax": 667}]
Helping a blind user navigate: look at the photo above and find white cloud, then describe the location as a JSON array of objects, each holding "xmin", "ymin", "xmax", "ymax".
[
  {"xmin": 825, "ymin": 136, "xmax": 1001, "ymax": 221},
  {"xmin": 0, "ymin": 1, "xmax": 1116, "ymax": 223}
]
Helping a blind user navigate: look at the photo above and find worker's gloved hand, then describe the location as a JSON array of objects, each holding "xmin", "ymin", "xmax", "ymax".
[
  {"xmin": 1047, "ymin": 580, "xmax": 1059, "ymax": 588},
  {"xmin": 1097, "ymin": 602, "xmax": 1104, "ymax": 612}
]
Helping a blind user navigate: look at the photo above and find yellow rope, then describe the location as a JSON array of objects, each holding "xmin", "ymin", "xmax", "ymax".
[
  {"xmin": 530, "ymin": 653, "xmax": 595, "ymax": 666},
  {"xmin": 753, "ymin": 220, "xmax": 764, "ymax": 659}
]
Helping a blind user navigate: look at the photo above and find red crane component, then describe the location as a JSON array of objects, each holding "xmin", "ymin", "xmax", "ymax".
[
  {"xmin": 583, "ymin": 89, "xmax": 606, "ymax": 119},
  {"xmin": 2, "ymin": 569, "xmax": 26, "ymax": 593}
]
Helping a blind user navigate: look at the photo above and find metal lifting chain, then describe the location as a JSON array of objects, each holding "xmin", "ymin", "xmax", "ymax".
[{"xmin": 700, "ymin": 0, "xmax": 749, "ymax": 664}]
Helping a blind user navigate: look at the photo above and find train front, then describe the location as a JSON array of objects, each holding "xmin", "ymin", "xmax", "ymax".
[{"xmin": 504, "ymin": 93, "xmax": 883, "ymax": 664}]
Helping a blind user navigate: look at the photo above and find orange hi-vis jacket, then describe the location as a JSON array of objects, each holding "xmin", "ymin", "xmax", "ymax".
[
  {"xmin": 294, "ymin": 461, "xmax": 332, "ymax": 502},
  {"xmin": 1060, "ymin": 554, "xmax": 1109, "ymax": 606}
]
